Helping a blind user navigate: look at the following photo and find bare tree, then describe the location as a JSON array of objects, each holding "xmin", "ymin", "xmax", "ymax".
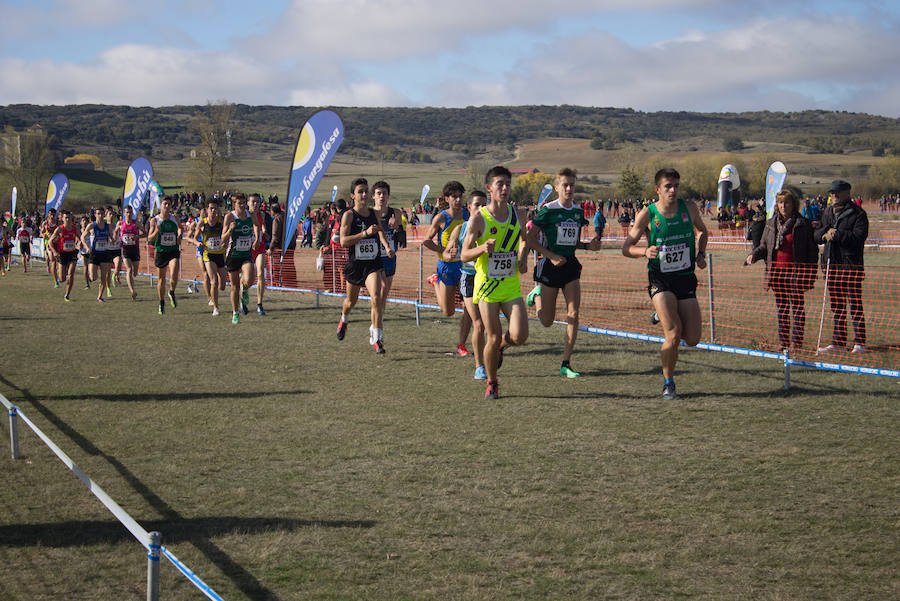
[
  {"xmin": 0, "ymin": 126, "xmax": 56, "ymax": 214},
  {"xmin": 186, "ymin": 100, "xmax": 236, "ymax": 194}
]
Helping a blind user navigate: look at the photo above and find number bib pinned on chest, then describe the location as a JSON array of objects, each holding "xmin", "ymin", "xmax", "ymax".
[
  {"xmin": 487, "ymin": 251, "xmax": 516, "ymax": 279},
  {"xmin": 355, "ymin": 238, "xmax": 378, "ymax": 260},
  {"xmin": 659, "ymin": 243, "xmax": 690, "ymax": 273}
]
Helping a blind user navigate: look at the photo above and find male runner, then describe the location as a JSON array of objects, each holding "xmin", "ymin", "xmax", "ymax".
[
  {"xmin": 106, "ymin": 208, "xmax": 122, "ymax": 293},
  {"xmin": 15, "ymin": 219, "xmax": 33, "ymax": 273},
  {"xmin": 187, "ymin": 199, "xmax": 228, "ymax": 316},
  {"xmin": 80, "ymin": 208, "xmax": 112, "ymax": 302},
  {"xmin": 525, "ymin": 168, "xmax": 602, "ymax": 377},
  {"xmin": 42, "ymin": 209, "xmax": 60, "ymax": 286},
  {"xmin": 371, "ymin": 180, "xmax": 402, "ymax": 342},
  {"xmin": 147, "ymin": 197, "xmax": 182, "ymax": 315},
  {"xmin": 48, "ymin": 210, "xmax": 79, "ymax": 301},
  {"xmin": 336, "ymin": 177, "xmax": 394, "ymax": 353},
  {"xmin": 622, "ymin": 168, "xmax": 708, "ymax": 400},
  {"xmin": 222, "ymin": 193, "xmax": 261, "ymax": 324},
  {"xmin": 248, "ymin": 194, "xmax": 270, "ymax": 315},
  {"xmin": 422, "ymin": 181, "xmax": 473, "ymax": 355},
  {"xmin": 460, "ymin": 166, "xmax": 530, "ymax": 399},
  {"xmin": 78, "ymin": 216, "xmax": 91, "ymax": 289},
  {"xmin": 445, "ymin": 190, "xmax": 488, "ymax": 379},
  {"xmin": 0, "ymin": 221, "xmax": 8, "ymax": 275},
  {"xmin": 114, "ymin": 205, "xmax": 145, "ymax": 300}
]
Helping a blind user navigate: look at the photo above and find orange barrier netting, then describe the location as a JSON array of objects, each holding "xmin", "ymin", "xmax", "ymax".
[{"xmin": 169, "ymin": 235, "xmax": 899, "ymax": 376}]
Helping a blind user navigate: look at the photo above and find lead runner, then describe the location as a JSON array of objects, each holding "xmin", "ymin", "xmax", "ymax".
[{"xmin": 621, "ymin": 168, "xmax": 708, "ymax": 400}]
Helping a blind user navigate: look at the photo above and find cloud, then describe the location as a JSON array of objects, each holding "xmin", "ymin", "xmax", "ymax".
[{"xmin": 433, "ymin": 15, "xmax": 900, "ymax": 116}]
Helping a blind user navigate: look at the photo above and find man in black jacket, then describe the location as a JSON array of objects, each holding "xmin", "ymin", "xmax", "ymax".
[{"xmin": 814, "ymin": 180, "xmax": 868, "ymax": 353}]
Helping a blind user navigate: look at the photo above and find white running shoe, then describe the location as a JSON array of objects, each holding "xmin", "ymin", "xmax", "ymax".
[
  {"xmin": 212, "ymin": 307, "xmax": 220, "ymax": 316},
  {"xmin": 818, "ymin": 344, "xmax": 838, "ymax": 353},
  {"xmin": 851, "ymin": 344, "xmax": 865, "ymax": 354},
  {"xmin": 208, "ymin": 299, "xmax": 215, "ymax": 306}
]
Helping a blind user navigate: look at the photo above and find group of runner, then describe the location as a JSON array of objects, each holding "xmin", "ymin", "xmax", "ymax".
[
  {"xmin": 15, "ymin": 194, "xmax": 273, "ymax": 324},
  {"xmin": 332, "ymin": 165, "xmax": 707, "ymax": 401}
]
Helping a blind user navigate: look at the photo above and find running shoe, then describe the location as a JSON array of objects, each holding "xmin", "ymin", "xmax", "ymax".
[
  {"xmin": 474, "ymin": 365, "xmax": 486, "ymax": 380},
  {"xmin": 64, "ymin": 295, "xmax": 70, "ymax": 302},
  {"xmin": 158, "ymin": 302, "xmax": 164, "ymax": 314},
  {"xmin": 168, "ymin": 290, "xmax": 177, "ymax": 308},
  {"xmin": 427, "ymin": 273, "xmax": 438, "ymax": 286},
  {"xmin": 455, "ymin": 344, "xmax": 471, "ymax": 356},
  {"xmin": 212, "ymin": 307, "xmax": 220, "ymax": 316},
  {"xmin": 257, "ymin": 304, "xmax": 266, "ymax": 316},
  {"xmin": 84, "ymin": 283, "xmax": 90, "ymax": 289},
  {"xmin": 131, "ymin": 291, "xmax": 137, "ymax": 301},
  {"xmin": 560, "ymin": 365, "xmax": 581, "ymax": 378},
  {"xmin": 54, "ymin": 281, "xmax": 60, "ymax": 288},
  {"xmin": 337, "ymin": 320, "xmax": 347, "ymax": 341},
  {"xmin": 851, "ymin": 344, "xmax": 865, "ymax": 354},
  {"xmin": 241, "ymin": 287, "xmax": 250, "ymax": 307},
  {"xmin": 208, "ymin": 299, "xmax": 215, "ymax": 306},
  {"xmin": 650, "ymin": 311, "xmax": 660, "ymax": 325},
  {"xmin": 96, "ymin": 297, "xmax": 104, "ymax": 304},
  {"xmin": 373, "ymin": 340, "xmax": 386, "ymax": 354},
  {"xmin": 368, "ymin": 324, "xmax": 376, "ymax": 346},
  {"xmin": 241, "ymin": 302, "xmax": 249, "ymax": 316},
  {"xmin": 485, "ymin": 381, "xmax": 499, "ymax": 400},
  {"xmin": 662, "ymin": 381, "xmax": 677, "ymax": 401},
  {"xmin": 525, "ymin": 285, "xmax": 541, "ymax": 307},
  {"xmin": 818, "ymin": 344, "xmax": 839, "ymax": 353},
  {"xmin": 232, "ymin": 312, "xmax": 240, "ymax": 325},
  {"xmin": 106, "ymin": 286, "xmax": 112, "ymax": 298}
]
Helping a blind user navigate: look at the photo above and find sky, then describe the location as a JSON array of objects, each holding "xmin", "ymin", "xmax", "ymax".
[{"xmin": 2, "ymin": 0, "xmax": 900, "ymax": 116}]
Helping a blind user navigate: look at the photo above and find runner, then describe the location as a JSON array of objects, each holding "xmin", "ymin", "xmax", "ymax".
[
  {"xmin": 15, "ymin": 219, "xmax": 33, "ymax": 272},
  {"xmin": 146, "ymin": 196, "xmax": 183, "ymax": 315},
  {"xmin": 524, "ymin": 168, "xmax": 602, "ymax": 378},
  {"xmin": 106, "ymin": 208, "xmax": 122, "ymax": 293},
  {"xmin": 114, "ymin": 205, "xmax": 145, "ymax": 300},
  {"xmin": 221, "ymin": 193, "xmax": 260, "ymax": 324},
  {"xmin": 460, "ymin": 166, "xmax": 530, "ymax": 399},
  {"xmin": 621, "ymin": 168, "xmax": 708, "ymax": 400},
  {"xmin": 41, "ymin": 209, "xmax": 61, "ymax": 286},
  {"xmin": 0, "ymin": 220, "xmax": 9, "ymax": 275},
  {"xmin": 248, "ymin": 194, "xmax": 270, "ymax": 315},
  {"xmin": 187, "ymin": 199, "xmax": 227, "ymax": 316},
  {"xmin": 445, "ymin": 189, "xmax": 488, "ymax": 379},
  {"xmin": 80, "ymin": 208, "xmax": 112, "ymax": 302},
  {"xmin": 78, "ymin": 216, "xmax": 91, "ymax": 289},
  {"xmin": 48, "ymin": 210, "xmax": 79, "ymax": 301},
  {"xmin": 371, "ymin": 180, "xmax": 402, "ymax": 341},
  {"xmin": 422, "ymin": 181, "xmax": 472, "ymax": 355},
  {"xmin": 336, "ymin": 177, "xmax": 394, "ymax": 352}
]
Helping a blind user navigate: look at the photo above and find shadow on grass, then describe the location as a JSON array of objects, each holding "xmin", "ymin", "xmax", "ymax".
[
  {"xmin": 41, "ymin": 389, "xmax": 310, "ymax": 403},
  {"xmin": 0, "ymin": 374, "xmax": 295, "ymax": 601},
  {"xmin": 0, "ymin": 517, "xmax": 376, "ymax": 547}
]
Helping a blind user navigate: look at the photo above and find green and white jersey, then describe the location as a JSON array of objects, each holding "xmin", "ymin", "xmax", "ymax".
[
  {"xmin": 153, "ymin": 216, "xmax": 180, "ymax": 253},
  {"xmin": 531, "ymin": 200, "xmax": 587, "ymax": 257},
  {"xmin": 229, "ymin": 213, "xmax": 254, "ymax": 259},
  {"xmin": 647, "ymin": 199, "xmax": 695, "ymax": 275}
]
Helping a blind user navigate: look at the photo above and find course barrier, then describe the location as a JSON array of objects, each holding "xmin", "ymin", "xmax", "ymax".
[{"xmin": 0, "ymin": 393, "xmax": 225, "ymax": 601}]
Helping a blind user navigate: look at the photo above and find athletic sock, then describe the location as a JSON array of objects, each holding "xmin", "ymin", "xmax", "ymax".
[
  {"xmin": 664, "ymin": 377, "xmax": 675, "ymax": 386},
  {"xmin": 561, "ymin": 360, "xmax": 571, "ymax": 369},
  {"xmin": 340, "ymin": 313, "xmax": 348, "ymax": 323}
]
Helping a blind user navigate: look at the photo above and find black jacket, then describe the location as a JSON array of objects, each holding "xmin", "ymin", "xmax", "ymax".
[{"xmin": 814, "ymin": 202, "xmax": 868, "ymax": 268}]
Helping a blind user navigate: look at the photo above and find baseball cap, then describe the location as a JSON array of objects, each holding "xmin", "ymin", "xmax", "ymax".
[{"xmin": 829, "ymin": 180, "xmax": 851, "ymax": 193}]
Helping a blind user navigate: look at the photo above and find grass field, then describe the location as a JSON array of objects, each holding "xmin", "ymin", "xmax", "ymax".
[{"xmin": 0, "ymin": 266, "xmax": 897, "ymax": 600}]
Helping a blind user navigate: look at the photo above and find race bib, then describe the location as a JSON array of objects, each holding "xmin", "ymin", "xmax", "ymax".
[
  {"xmin": 556, "ymin": 221, "xmax": 579, "ymax": 246},
  {"xmin": 94, "ymin": 239, "xmax": 107, "ymax": 251},
  {"xmin": 355, "ymin": 238, "xmax": 378, "ymax": 260},
  {"xmin": 122, "ymin": 233, "xmax": 137, "ymax": 246},
  {"xmin": 161, "ymin": 232, "xmax": 176, "ymax": 246},
  {"xmin": 659, "ymin": 242, "xmax": 691, "ymax": 273},
  {"xmin": 206, "ymin": 236, "xmax": 222, "ymax": 251},
  {"xmin": 487, "ymin": 251, "xmax": 516, "ymax": 279},
  {"xmin": 235, "ymin": 236, "xmax": 252, "ymax": 251},
  {"xmin": 63, "ymin": 240, "xmax": 75, "ymax": 251}
]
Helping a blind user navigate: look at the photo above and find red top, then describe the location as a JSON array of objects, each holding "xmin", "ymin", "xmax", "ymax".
[
  {"xmin": 774, "ymin": 231, "xmax": 794, "ymax": 266},
  {"xmin": 58, "ymin": 225, "xmax": 78, "ymax": 252}
]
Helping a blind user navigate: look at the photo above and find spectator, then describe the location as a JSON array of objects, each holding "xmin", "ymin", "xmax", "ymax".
[
  {"xmin": 814, "ymin": 180, "xmax": 868, "ymax": 353},
  {"xmin": 748, "ymin": 200, "xmax": 766, "ymax": 250},
  {"xmin": 745, "ymin": 190, "xmax": 818, "ymax": 352}
]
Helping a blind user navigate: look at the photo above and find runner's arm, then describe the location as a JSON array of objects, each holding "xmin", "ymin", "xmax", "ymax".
[
  {"xmin": 687, "ymin": 200, "xmax": 708, "ymax": 269},
  {"xmin": 420, "ymin": 219, "xmax": 443, "ymax": 254},
  {"xmin": 622, "ymin": 208, "xmax": 653, "ymax": 259},
  {"xmin": 442, "ymin": 224, "xmax": 463, "ymax": 262},
  {"xmin": 460, "ymin": 213, "xmax": 488, "ymax": 263}
]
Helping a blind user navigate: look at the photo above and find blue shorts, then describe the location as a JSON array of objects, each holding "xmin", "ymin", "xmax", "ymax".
[
  {"xmin": 381, "ymin": 256, "xmax": 397, "ymax": 278},
  {"xmin": 437, "ymin": 260, "xmax": 462, "ymax": 287}
]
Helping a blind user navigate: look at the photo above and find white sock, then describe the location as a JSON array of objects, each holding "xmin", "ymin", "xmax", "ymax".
[
  {"xmin": 375, "ymin": 328, "xmax": 383, "ymax": 342},
  {"xmin": 341, "ymin": 313, "xmax": 348, "ymax": 323}
]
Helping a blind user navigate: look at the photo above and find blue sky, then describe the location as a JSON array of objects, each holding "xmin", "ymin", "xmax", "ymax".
[{"xmin": 2, "ymin": 0, "xmax": 899, "ymax": 116}]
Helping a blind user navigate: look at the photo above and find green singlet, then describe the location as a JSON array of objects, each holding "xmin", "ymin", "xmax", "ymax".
[
  {"xmin": 154, "ymin": 216, "xmax": 179, "ymax": 253},
  {"xmin": 531, "ymin": 199, "xmax": 588, "ymax": 257},
  {"xmin": 229, "ymin": 213, "xmax": 254, "ymax": 259},
  {"xmin": 647, "ymin": 199, "xmax": 695, "ymax": 275}
]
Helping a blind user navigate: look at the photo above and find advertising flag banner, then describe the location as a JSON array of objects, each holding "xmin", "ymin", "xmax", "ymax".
[
  {"xmin": 123, "ymin": 158, "xmax": 153, "ymax": 217},
  {"xmin": 44, "ymin": 173, "xmax": 69, "ymax": 215},
  {"xmin": 765, "ymin": 162, "xmax": 787, "ymax": 218},
  {"xmin": 419, "ymin": 184, "xmax": 430, "ymax": 206},
  {"xmin": 11, "ymin": 186, "xmax": 16, "ymax": 217},
  {"xmin": 149, "ymin": 180, "xmax": 164, "ymax": 213},
  {"xmin": 284, "ymin": 109, "xmax": 344, "ymax": 252},
  {"xmin": 331, "ymin": 185, "xmax": 338, "ymax": 204},
  {"xmin": 538, "ymin": 183, "xmax": 553, "ymax": 208}
]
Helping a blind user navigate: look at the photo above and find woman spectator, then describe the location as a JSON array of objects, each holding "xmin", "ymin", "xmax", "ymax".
[{"xmin": 744, "ymin": 189, "xmax": 818, "ymax": 352}]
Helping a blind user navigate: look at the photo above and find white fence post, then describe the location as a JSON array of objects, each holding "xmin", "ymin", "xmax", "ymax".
[
  {"xmin": 147, "ymin": 531, "xmax": 161, "ymax": 601},
  {"xmin": 7, "ymin": 404, "xmax": 19, "ymax": 459}
]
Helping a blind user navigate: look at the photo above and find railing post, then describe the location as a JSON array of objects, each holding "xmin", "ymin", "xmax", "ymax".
[
  {"xmin": 417, "ymin": 244, "xmax": 423, "ymax": 305},
  {"xmin": 315, "ymin": 287, "xmax": 320, "ymax": 309},
  {"xmin": 8, "ymin": 404, "xmax": 19, "ymax": 460},
  {"xmin": 147, "ymin": 531, "xmax": 161, "ymax": 601},
  {"xmin": 707, "ymin": 253, "xmax": 716, "ymax": 343},
  {"xmin": 784, "ymin": 349, "xmax": 791, "ymax": 391}
]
